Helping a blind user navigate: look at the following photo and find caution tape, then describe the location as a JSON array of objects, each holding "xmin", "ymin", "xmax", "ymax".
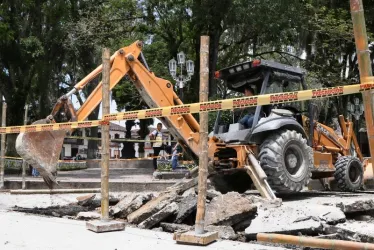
[
  {"xmin": 104, "ymin": 80, "xmax": 374, "ymax": 121},
  {"xmin": 0, "ymin": 120, "xmax": 105, "ymax": 135},
  {"xmin": 1, "ymin": 78, "xmax": 374, "ymax": 134},
  {"xmin": 65, "ymin": 135, "xmax": 178, "ymax": 143},
  {"xmin": 1, "ymin": 153, "xmax": 185, "ymax": 162}
]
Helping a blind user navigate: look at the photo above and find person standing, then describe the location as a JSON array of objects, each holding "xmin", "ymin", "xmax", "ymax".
[
  {"xmin": 171, "ymin": 142, "xmax": 182, "ymax": 171},
  {"xmin": 149, "ymin": 122, "xmax": 164, "ymax": 171}
]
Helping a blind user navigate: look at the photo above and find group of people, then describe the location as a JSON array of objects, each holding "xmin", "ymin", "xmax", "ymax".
[{"xmin": 149, "ymin": 122, "xmax": 182, "ymax": 171}]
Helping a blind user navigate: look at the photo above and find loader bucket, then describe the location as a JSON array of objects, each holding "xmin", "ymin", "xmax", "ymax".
[{"xmin": 15, "ymin": 119, "xmax": 67, "ymax": 189}]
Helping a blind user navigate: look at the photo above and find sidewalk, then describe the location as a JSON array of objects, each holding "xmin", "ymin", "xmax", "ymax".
[{"xmin": 0, "ymin": 211, "xmax": 286, "ymax": 250}]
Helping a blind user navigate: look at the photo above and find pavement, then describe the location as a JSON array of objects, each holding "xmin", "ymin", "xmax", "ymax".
[{"xmin": 0, "ymin": 211, "xmax": 287, "ymax": 250}]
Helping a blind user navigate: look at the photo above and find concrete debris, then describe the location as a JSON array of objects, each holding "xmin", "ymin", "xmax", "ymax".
[
  {"xmin": 160, "ymin": 223, "xmax": 192, "ymax": 233},
  {"xmin": 76, "ymin": 194, "xmax": 96, "ymax": 206},
  {"xmin": 326, "ymin": 221, "xmax": 374, "ymax": 243},
  {"xmin": 109, "ymin": 193, "xmax": 153, "ymax": 219},
  {"xmin": 127, "ymin": 191, "xmax": 178, "ymax": 224},
  {"xmin": 76, "ymin": 211, "xmax": 101, "ymax": 220},
  {"xmin": 173, "ymin": 193, "xmax": 197, "ymax": 223},
  {"xmin": 336, "ymin": 199, "xmax": 374, "ymax": 214},
  {"xmin": 205, "ymin": 225, "xmax": 238, "ymax": 240},
  {"xmin": 206, "ymin": 189, "xmax": 222, "ymax": 200},
  {"xmin": 182, "ymin": 187, "xmax": 196, "ymax": 197},
  {"xmin": 245, "ymin": 204, "xmax": 345, "ymax": 238},
  {"xmin": 151, "ymin": 227, "xmax": 163, "ymax": 232},
  {"xmin": 138, "ymin": 202, "xmax": 179, "ymax": 229},
  {"xmin": 205, "ymin": 192, "xmax": 257, "ymax": 226},
  {"xmin": 76, "ymin": 194, "xmax": 120, "ymax": 208},
  {"xmin": 167, "ymin": 177, "xmax": 199, "ymax": 194}
]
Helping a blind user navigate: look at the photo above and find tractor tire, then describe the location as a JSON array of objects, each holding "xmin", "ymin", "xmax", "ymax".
[
  {"xmin": 259, "ymin": 129, "xmax": 313, "ymax": 193},
  {"xmin": 334, "ymin": 156, "xmax": 363, "ymax": 192}
]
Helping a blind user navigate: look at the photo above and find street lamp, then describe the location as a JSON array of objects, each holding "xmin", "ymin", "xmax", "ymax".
[{"xmin": 168, "ymin": 52, "xmax": 194, "ymax": 102}]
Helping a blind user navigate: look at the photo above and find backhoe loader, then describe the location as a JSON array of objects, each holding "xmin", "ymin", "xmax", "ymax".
[{"xmin": 15, "ymin": 41, "xmax": 368, "ymax": 199}]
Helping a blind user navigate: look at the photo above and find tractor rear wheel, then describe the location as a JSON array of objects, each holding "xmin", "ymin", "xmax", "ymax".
[
  {"xmin": 259, "ymin": 129, "xmax": 313, "ymax": 193},
  {"xmin": 334, "ymin": 156, "xmax": 363, "ymax": 192}
]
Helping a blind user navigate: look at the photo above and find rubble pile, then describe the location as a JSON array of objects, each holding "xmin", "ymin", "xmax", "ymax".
[{"xmin": 10, "ymin": 180, "xmax": 374, "ymax": 244}]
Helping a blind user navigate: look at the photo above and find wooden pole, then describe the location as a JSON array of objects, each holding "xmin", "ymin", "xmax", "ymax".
[
  {"xmin": 101, "ymin": 48, "xmax": 110, "ymax": 221},
  {"xmin": 21, "ymin": 104, "xmax": 29, "ymax": 190},
  {"xmin": 195, "ymin": 36, "xmax": 209, "ymax": 234},
  {"xmin": 350, "ymin": 0, "xmax": 374, "ymax": 173},
  {"xmin": 0, "ymin": 98, "xmax": 6, "ymax": 189},
  {"xmin": 257, "ymin": 233, "xmax": 374, "ymax": 250}
]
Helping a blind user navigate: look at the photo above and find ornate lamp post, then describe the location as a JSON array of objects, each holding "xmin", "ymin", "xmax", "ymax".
[
  {"xmin": 347, "ymin": 97, "xmax": 364, "ymax": 144},
  {"xmin": 168, "ymin": 52, "xmax": 194, "ymax": 102}
]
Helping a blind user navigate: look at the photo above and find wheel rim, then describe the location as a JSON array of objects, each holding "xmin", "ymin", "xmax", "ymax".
[
  {"xmin": 348, "ymin": 161, "xmax": 361, "ymax": 184},
  {"xmin": 284, "ymin": 144, "xmax": 304, "ymax": 178}
]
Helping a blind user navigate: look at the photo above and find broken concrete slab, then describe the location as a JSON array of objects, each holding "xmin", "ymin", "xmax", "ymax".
[
  {"xmin": 205, "ymin": 225, "xmax": 237, "ymax": 240},
  {"xmin": 167, "ymin": 177, "xmax": 198, "ymax": 194},
  {"xmin": 205, "ymin": 192, "xmax": 257, "ymax": 226},
  {"xmin": 336, "ymin": 199, "xmax": 374, "ymax": 214},
  {"xmin": 76, "ymin": 194, "xmax": 96, "ymax": 206},
  {"xmin": 326, "ymin": 221, "xmax": 374, "ymax": 243},
  {"xmin": 76, "ymin": 211, "xmax": 101, "ymax": 220},
  {"xmin": 173, "ymin": 193, "xmax": 197, "ymax": 223},
  {"xmin": 245, "ymin": 204, "xmax": 345, "ymax": 238},
  {"xmin": 127, "ymin": 191, "xmax": 178, "ymax": 224},
  {"xmin": 206, "ymin": 189, "xmax": 221, "ymax": 200},
  {"xmin": 160, "ymin": 223, "xmax": 192, "ymax": 233},
  {"xmin": 138, "ymin": 202, "xmax": 179, "ymax": 229},
  {"xmin": 109, "ymin": 193, "xmax": 153, "ymax": 219},
  {"xmin": 182, "ymin": 187, "xmax": 196, "ymax": 197}
]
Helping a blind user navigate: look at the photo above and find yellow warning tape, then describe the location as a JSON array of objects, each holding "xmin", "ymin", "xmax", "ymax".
[
  {"xmin": 65, "ymin": 136, "xmax": 178, "ymax": 143},
  {"xmin": 105, "ymin": 82, "xmax": 371, "ymax": 121},
  {"xmin": 0, "ymin": 153, "xmax": 184, "ymax": 162},
  {"xmin": 0, "ymin": 120, "xmax": 104, "ymax": 135},
  {"xmin": 0, "ymin": 78, "xmax": 374, "ymax": 135}
]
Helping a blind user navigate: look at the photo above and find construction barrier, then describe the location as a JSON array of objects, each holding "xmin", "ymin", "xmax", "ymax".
[
  {"xmin": 64, "ymin": 136, "xmax": 177, "ymax": 143},
  {"xmin": 1, "ymin": 78, "xmax": 374, "ymax": 134}
]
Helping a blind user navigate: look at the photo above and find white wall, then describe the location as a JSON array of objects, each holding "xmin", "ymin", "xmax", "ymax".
[{"xmin": 63, "ymin": 144, "xmax": 72, "ymax": 157}]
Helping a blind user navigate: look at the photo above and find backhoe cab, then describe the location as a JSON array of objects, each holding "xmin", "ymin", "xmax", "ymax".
[{"xmin": 213, "ymin": 59, "xmax": 366, "ymax": 193}]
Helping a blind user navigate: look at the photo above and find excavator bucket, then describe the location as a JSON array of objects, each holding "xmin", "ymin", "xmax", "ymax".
[{"xmin": 16, "ymin": 118, "xmax": 67, "ymax": 189}]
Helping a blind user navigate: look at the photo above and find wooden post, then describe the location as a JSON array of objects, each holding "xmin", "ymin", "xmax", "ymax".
[
  {"xmin": 22, "ymin": 104, "xmax": 29, "ymax": 189},
  {"xmin": 101, "ymin": 48, "xmax": 110, "ymax": 221},
  {"xmin": 195, "ymin": 36, "xmax": 210, "ymax": 234},
  {"xmin": 350, "ymin": 0, "xmax": 374, "ymax": 173},
  {"xmin": 0, "ymin": 98, "xmax": 6, "ymax": 189}
]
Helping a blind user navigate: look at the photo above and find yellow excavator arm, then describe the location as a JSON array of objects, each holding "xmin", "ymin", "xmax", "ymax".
[{"xmin": 16, "ymin": 41, "xmax": 200, "ymax": 188}]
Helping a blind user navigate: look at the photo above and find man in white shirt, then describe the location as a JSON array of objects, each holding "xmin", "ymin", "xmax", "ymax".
[{"xmin": 149, "ymin": 122, "xmax": 164, "ymax": 170}]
